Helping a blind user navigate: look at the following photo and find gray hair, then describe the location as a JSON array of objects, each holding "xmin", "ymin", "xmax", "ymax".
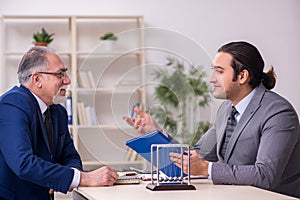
[{"xmin": 17, "ymin": 46, "xmax": 57, "ymax": 84}]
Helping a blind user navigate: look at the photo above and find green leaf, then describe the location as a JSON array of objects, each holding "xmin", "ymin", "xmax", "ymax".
[{"xmin": 100, "ymin": 32, "xmax": 118, "ymax": 40}]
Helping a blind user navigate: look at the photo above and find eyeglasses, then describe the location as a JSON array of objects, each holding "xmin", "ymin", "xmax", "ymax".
[{"xmin": 28, "ymin": 69, "xmax": 68, "ymax": 79}]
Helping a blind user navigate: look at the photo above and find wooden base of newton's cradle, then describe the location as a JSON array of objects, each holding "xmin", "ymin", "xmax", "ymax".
[{"xmin": 146, "ymin": 183, "xmax": 196, "ymax": 191}]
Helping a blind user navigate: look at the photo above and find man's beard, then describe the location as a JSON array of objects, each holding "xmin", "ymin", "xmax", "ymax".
[{"xmin": 52, "ymin": 86, "xmax": 68, "ymax": 104}]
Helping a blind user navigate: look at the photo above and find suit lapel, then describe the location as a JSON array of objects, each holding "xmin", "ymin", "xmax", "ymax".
[
  {"xmin": 216, "ymin": 103, "xmax": 232, "ymax": 162},
  {"xmin": 20, "ymin": 85, "xmax": 53, "ymax": 155},
  {"xmin": 224, "ymin": 84, "xmax": 266, "ymax": 162}
]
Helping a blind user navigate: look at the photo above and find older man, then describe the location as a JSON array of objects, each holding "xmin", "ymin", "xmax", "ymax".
[{"xmin": 0, "ymin": 47, "xmax": 118, "ymax": 199}]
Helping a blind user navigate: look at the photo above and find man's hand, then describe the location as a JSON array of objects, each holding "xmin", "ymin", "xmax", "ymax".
[
  {"xmin": 122, "ymin": 107, "xmax": 161, "ymax": 134},
  {"xmin": 79, "ymin": 166, "xmax": 119, "ymax": 187},
  {"xmin": 169, "ymin": 150, "xmax": 209, "ymax": 177}
]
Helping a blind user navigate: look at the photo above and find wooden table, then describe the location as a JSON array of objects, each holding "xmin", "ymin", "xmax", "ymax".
[{"xmin": 73, "ymin": 179, "xmax": 298, "ymax": 200}]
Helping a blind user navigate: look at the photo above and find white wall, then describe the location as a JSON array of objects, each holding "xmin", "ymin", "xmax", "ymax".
[{"xmin": 1, "ymin": 0, "xmax": 299, "ymax": 114}]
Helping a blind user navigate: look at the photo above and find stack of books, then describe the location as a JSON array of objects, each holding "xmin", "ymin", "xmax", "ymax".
[
  {"xmin": 77, "ymin": 102, "xmax": 97, "ymax": 125},
  {"xmin": 77, "ymin": 70, "xmax": 96, "ymax": 88}
]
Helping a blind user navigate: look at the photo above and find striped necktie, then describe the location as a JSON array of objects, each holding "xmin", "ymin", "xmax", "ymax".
[{"xmin": 220, "ymin": 106, "xmax": 238, "ymax": 159}]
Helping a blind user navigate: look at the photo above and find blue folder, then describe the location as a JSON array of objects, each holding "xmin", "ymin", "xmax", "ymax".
[{"xmin": 125, "ymin": 130, "xmax": 186, "ymax": 177}]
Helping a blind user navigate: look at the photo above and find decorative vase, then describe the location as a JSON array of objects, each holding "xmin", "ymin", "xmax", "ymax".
[
  {"xmin": 34, "ymin": 42, "xmax": 48, "ymax": 46},
  {"xmin": 102, "ymin": 40, "xmax": 115, "ymax": 51}
]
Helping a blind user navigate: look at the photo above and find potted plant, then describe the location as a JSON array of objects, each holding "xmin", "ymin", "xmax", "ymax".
[
  {"xmin": 33, "ymin": 28, "xmax": 54, "ymax": 46},
  {"xmin": 99, "ymin": 32, "xmax": 118, "ymax": 51},
  {"xmin": 148, "ymin": 57, "xmax": 211, "ymax": 146},
  {"xmin": 100, "ymin": 32, "xmax": 118, "ymax": 41}
]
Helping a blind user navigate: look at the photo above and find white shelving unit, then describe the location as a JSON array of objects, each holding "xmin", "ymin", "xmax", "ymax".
[{"xmin": 0, "ymin": 15, "xmax": 146, "ymax": 171}]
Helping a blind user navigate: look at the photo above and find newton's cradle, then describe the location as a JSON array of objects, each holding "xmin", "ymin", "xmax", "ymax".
[{"xmin": 146, "ymin": 144, "xmax": 196, "ymax": 191}]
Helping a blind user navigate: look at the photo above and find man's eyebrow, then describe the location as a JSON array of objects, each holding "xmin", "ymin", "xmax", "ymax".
[
  {"xmin": 211, "ymin": 65, "xmax": 224, "ymax": 70},
  {"xmin": 58, "ymin": 68, "xmax": 68, "ymax": 72}
]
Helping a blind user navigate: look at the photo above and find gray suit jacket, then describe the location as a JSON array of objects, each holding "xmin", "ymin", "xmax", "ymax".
[{"xmin": 195, "ymin": 83, "xmax": 300, "ymax": 198}]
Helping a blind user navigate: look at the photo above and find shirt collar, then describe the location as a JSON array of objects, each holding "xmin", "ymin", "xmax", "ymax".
[
  {"xmin": 31, "ymin": 92, "xmax": 48, "ymax": 114},
  {"xmin": 234, "ymin": 88, "xmax": 256, "ymax": 121}
]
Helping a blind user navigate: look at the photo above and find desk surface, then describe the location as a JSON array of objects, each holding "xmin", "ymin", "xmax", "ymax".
[{"xmin": 74, "ymin": 179, "xmax": 297, "ymax": 200}]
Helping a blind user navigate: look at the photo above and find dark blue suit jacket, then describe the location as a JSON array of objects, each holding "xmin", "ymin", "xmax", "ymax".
[{"xmin": 0, "ymin": 85, "xmax": 82, "ymax": 199}]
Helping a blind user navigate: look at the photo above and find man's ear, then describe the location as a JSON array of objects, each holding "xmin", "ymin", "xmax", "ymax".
[
  {"xmin": 239, "ymin": 69, "xmax": 249, "ymax": 84},
  {"xmin": 32, "ymin": 73, "xmax": 42, "ymax": 87}
]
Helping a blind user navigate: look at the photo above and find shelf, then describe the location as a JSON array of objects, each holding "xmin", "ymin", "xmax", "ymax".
[
  {"xmin": 76, "ymin": 86, "xmax": 142, "ymax": 93},
  {"xmin": 76, "ymin": 50, "xmax": 143, "ymax": 56},
  {"xmin": 2, "ymin": 15, "xmax": 71, "ymax": 19},
  {"xmin": 76, "ymin": 125, "xmax": 134, "ymax": 130},
  {"xmin": 3, "ymin": 51, "xmax": 72, "ymax": 56},
  {"xmin": 82, "ymin": 160, "xmax": 145, "ymax": 171}
]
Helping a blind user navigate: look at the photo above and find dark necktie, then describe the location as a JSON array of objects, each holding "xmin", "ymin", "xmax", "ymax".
[
  {"xmin": 220, "ymin": 106, "xmax": 238, "ymax": 158},
  {"xmin": 44, "ymin": 108, "xmax": 53, "ymax": 153}
]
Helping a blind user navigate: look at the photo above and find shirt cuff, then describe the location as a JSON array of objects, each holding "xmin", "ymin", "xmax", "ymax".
[
  {"xmin": 208, "ymin": 162, "xmax": 212, "ymax": 180},
  {"xmin": 70, "ymin": 168, "xmax": 81, "ymax": 189}
]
